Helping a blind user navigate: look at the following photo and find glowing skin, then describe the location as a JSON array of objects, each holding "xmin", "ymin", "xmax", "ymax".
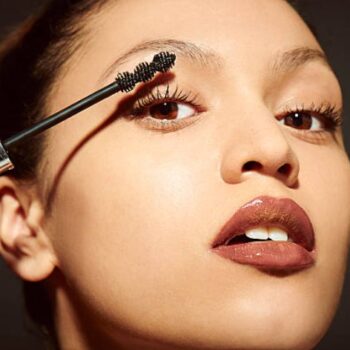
[{"xmin": 1, "ymin": 0, "xmax": 350, "ymax": 349}]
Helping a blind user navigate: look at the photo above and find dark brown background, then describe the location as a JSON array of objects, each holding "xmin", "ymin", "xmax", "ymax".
[{"xmin": 0, "ymin": 0, "xmax": 349, "ymax": 349}]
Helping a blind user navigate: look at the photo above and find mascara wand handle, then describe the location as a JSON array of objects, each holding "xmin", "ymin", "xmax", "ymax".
[
  {"xmin": 3, "ymin": 81, "xmax": 121, "ymax": 149},
  {"xmin": 0, "ymin": 80, "xmax": 120, "ymax": 176},
  {"xmin": 0, "ymin": 142, "xmax": 14, "ymax": 174}
]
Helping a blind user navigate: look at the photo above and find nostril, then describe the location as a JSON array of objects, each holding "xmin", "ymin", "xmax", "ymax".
[
  {"xmin": 278, "ymin": 163, "xmax": 291, "ymax": 176},
  {"xmin": 242, "ymin": 161, "xmax": 262, "ymax": 172}
]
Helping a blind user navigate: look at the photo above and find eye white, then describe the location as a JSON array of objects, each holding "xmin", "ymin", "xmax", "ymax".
[
  {"xmin": 309, "ymin": 116, "xmax": 323, "ymax": 130},
  {"xmin": 176, "ymin": 103, "xmax": 196, "ymax": 120}
]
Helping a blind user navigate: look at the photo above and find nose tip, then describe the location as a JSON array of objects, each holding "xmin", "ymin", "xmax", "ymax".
[
  {"xmin": 241, "ymin": 159, "xmax": 297, "ymax": 186},
  {"xmin": 221, "ymin": 129, "xmax": 300, "ymax": 187}
]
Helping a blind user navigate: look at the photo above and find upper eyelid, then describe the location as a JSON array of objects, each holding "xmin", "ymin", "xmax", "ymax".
[
  {"xmin": 279, "ymin": 103, "xmax": 343, "ymax": 122},
  {"xmin": 132, "ymin": 84, "xmax": 201, "ymax": 110}
]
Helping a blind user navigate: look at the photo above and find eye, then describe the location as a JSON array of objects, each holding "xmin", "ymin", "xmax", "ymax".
[
  {"xmin": 276, "ymin": 102, "xmax": 343, "ymax": 135},
  {"xmin": 128, "ymin": 84, "xmax": 204, "ymax": 131},
  {"xmin": 278, "ymin": 110, "xmax": 323, "ymax": 130},
  {"xmin": 148, "ymin": 101, "xmax": 196, "ymax": 120}
]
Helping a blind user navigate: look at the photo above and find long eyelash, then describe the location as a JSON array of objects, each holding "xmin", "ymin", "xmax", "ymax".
[
  {"xmin": 131, "ymin": 84, "xmax": 200, "ymax": 116},
  {"xmin": 282, "ymin": 102, "xmax": 344, "ymax": 132}
]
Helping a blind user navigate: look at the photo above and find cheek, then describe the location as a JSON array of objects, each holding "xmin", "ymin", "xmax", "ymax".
[
  {"xmin": 46, "ymin": 132, "xmax": 211, "ymax": 307},
  {"xmin": 297, "ymin": 143, "xmax": 350, "ymax": 295},
  {"xmin": 46, "ymin": 132, "xmax": 236, "ymax": 343},
  {"xmin": 299, "ymin": 144, "xmax": 350, "ymax": 246}
]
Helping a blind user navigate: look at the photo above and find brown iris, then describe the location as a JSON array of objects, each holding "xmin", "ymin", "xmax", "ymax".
[
  {"xmin": 149, "ymin": 102, "xmax": 178, "ymax": 120},
  {"xmin": 284, "ymin": 112, "xmax": 313, "ymax": 130}
]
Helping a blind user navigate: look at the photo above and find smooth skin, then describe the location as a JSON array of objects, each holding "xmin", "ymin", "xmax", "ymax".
[{"xmin": 1, "ymin": 0, "xmax": 350, "ymax": 349}]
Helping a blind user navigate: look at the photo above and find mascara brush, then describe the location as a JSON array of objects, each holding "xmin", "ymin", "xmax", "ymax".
[{"xmin": 0, "ymin": 51, "xmax": 176, "ymax": 175}]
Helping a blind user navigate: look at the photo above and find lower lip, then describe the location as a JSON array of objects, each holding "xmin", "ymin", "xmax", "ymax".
[{"xmin": 212, "ymin": 242, "xmax": 315, "ymax": 271}]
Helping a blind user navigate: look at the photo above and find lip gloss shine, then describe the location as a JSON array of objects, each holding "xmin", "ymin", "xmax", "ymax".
[{"xmin": 211, "ymin": 196, "xmax": 316, "ymax": 272}]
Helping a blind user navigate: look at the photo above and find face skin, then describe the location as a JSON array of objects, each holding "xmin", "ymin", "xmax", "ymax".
[{"xmin": 1, "ymin": 0, "xmax": 350, "ymax": 349}]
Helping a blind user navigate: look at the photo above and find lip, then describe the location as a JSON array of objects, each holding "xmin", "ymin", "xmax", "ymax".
[{"xmin": 211, "ymin": 196, "xmax": 316, "ymax": 271}]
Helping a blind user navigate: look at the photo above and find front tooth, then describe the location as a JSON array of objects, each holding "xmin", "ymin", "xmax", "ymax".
[
  {"xmin": 268, "ymin": 227, "xmax": 288, "ymax": 241},
  {"xmin": 245, "ymin": 227, "xmax": 269, "ymax": 240}
]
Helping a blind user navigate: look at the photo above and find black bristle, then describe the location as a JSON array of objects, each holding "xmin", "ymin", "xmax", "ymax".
[
  {"xmin": 133, "ymin": 62, "xmax": 156, "ymax": 82},
  {"xmin": 116, "ymin": 71, "xmax": 137, "ymax": 92},
  {"xmin": 153, "ymin": 52, "xmax": 176, "ymax": 73},
  {"xmin": 115, "ymin": 51, "xmax": 176, "ymax": 92}
]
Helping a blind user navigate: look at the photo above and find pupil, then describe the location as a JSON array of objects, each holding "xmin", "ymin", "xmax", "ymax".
[
  {"xmin": 150, "ymin": 102, "xmax": 178, "ymax": 120},
  {"xmin": 160, "ymin": 103, "xmax": 174, "ymax": 115},
  {"xmin": 285, "ymin": 112, "xmax": 311, "ymax": 129},
  {"xmin": 293, "ymin": 113, "xmax": 304, "ymax": 127}
]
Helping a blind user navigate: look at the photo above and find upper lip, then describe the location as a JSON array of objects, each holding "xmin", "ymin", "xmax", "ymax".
[{"xmin": 211, "ymin": 196, "xmax": 315, "ymax": 251}]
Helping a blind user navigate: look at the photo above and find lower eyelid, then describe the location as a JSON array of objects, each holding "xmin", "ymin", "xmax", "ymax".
[
  {"xmin": 134, "ymin": 113, "xmax": 202, "ymax": 132},
  {"xmin": 282, "ymin": 125, "xmax": 331, "ymax": 144}
]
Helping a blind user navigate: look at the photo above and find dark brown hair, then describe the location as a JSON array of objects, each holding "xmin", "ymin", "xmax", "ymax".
[{"xmin": 0, "ymin": 0, "xmax": 110, "ymax": 345}]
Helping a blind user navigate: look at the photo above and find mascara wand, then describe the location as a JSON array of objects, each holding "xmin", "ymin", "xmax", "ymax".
[{"xmin": 0, "ymin": 51, "xmax": 176, "ymax": 175}]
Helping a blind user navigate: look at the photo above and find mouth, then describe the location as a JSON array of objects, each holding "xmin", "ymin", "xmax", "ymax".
[{"xmin": 211, "ymin": 196, "xmax": 316, "ymax": 272}]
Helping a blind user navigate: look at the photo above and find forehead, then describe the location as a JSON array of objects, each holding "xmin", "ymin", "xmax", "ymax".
[{"xmin": 81, "ymin": 0, "xmax": 320, "ymax": 72}]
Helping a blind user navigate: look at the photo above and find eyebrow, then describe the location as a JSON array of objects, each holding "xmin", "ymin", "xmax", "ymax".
[
  {"xmin": 99, "ymin": 39, "xmax": 223, "ymax": 83},
  {"xmin": 100, "ymin": 39, "xmax": 332, "ymax": 83},
  {"xmin": 271, "ymin": 46, "xmax": 331, "ymax": 73}
]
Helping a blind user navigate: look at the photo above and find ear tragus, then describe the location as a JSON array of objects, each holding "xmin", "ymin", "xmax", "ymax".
[{"xmin": 0, "ymin": 181, "xmax": 57, "ymax": 282}]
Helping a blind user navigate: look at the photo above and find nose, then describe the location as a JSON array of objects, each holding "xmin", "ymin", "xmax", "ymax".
[{"xmin": 220, "ymin": 102, "xmax": 300, "ymax": 187}]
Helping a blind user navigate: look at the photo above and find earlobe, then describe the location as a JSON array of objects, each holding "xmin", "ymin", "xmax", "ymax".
[{"xmin": 0, "ymin": 179, "xmax": 58, "ymax": 282}]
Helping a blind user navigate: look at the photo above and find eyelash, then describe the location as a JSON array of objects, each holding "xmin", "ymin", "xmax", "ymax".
[
  {"xmin": 278, "ymin": 102, "xmax": 343, "ymax": 133},
  {"xmin": 128, "ymin": 84, "xmax": 202, "ymax": 131},
  {"xmin": 128, "ymin": 84, "xmax": 343, "ymax": 135},
  {"xmin": 133, "ymin": 84, "xmax": 200, "ymax": 111}
]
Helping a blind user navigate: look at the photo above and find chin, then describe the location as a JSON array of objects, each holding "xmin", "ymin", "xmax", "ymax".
[
  {"xmin": 169, "ymin": 293, "xmax": 335, "ymax": 350},
  {"xmin": 183, "ymin": 317, "xmax": 328, "ymax": 350},
  {"xmin": 143, "ymin": 303, "xmax": 331, "ymax": 350},
  {"xmin": 214, "ymin": 305, "xmax": 331, "ymax": 350}
]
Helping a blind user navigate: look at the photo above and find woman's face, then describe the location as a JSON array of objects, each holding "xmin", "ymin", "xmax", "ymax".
[{"xmin": 41, "ymin": 0, "xmax": 350, "ymax": 348}]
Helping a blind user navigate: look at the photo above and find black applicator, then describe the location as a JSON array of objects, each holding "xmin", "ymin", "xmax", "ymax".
[{"xmin": 0, "ymin": 51, "xmax": 176, "ymax": 175}]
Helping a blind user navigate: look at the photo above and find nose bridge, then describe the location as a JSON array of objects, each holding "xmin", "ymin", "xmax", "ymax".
[
  {"xmin": 220, "ymin": 93, "xmax": 300, "ymax": 186},
  {"xmin": 242, "ymin": 102, "xmax": 290, "ymax": 159}
]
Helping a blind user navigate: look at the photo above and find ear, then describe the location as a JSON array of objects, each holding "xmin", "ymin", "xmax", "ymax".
[{"xmin": 0, "ymin": 177, "xmax": 58, "ymax": 282}]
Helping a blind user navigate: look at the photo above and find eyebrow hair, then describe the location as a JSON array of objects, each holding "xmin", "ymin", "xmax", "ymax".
[
  {"xmin": 271, "ymin": 46, "xmax": 331, "ymax": 73},
  {"xmin": 99, "ymin": 39, "xmax": 223, "ymax": 83},
  {"xmin": 100, "ymin": 40, "xmax": 332, "ymax": 83}
]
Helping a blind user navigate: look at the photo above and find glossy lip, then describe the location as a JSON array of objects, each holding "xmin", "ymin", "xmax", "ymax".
[{"xmin": 211, "ymin": 196, "xmax": 316, "ymax": 271}]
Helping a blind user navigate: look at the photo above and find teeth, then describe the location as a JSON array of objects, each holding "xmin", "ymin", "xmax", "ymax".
[
  {"xmin": 268, "ymin": 227, "xmax": 288, "ymax": 242},
  {"xmin": 245, "ymin": 227, "xmax": 269, "ymax": 240},
  {"xmin": 244, "ymin": 226, "xmax": 289, "ymax": 242}
]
